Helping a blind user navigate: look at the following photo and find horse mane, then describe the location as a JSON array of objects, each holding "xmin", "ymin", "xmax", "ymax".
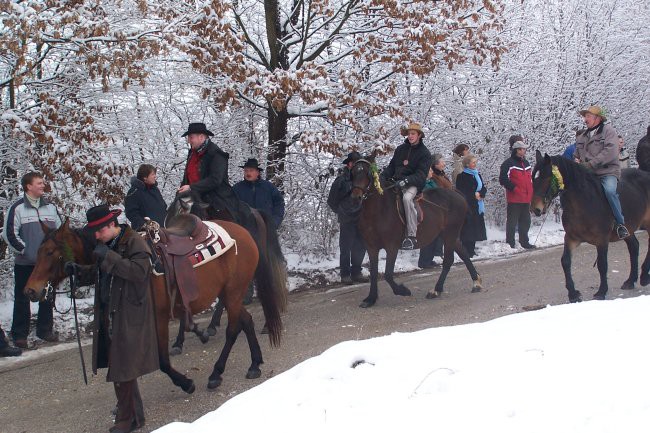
[
  {"xmin": 73, "ymin": 227, "xmax": 98, "ymax": 258},
  {"xmin": 549, "ymin": 155, "xmax": 601, "ymax": 191}
]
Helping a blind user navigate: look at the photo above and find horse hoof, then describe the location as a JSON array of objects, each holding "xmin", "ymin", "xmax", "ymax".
[
  {"xmin": 170, "ymin": 346, "xmax": 182, "ymax": 356},
  {"xmin": 205, "ymin": 327, "xmax": 217, "ymax": 337},
  {"xmin": 640, "ymin": 274, "xmax": 650, "ymax": 287},
  {"xmin": 359, "ymin": 299, "xmax": 376, "ymax": 308},
  {"xmin": 593, "ymin": 293, "xmax": 606, "ymax": 300},
  {"xmin": 246, "ymin": 368, "xmax": 261, "ymax": 379},
  {"xmin": 182, "ymin": 380, "xmax": 196, "ymax": 394},
  {"xmin": 569, "ymin": 292, "xmax": 582, "ymax": 303},
  {"xmin": 425, "ymin": 291, "xmax": 440, "ymax": 299},
  {"xmin": 620, "ymin": 281, "xmax": 635, "ymax": 291},
  {"xmin": 199, "ymin": 334, "xmax": 210, "ymax": 344},
  {"xmin": 207, "ymin": 377, "xmax": 222, "ymax": 390},
  {"xmin": 393, "ymin": 286, "xmax": 411, "ymax": 297}
]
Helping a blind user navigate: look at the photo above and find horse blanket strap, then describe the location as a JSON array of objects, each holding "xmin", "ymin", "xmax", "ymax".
[{"xmin": 146, "ymin": 219, "xmax": 236, "ymax": 317}]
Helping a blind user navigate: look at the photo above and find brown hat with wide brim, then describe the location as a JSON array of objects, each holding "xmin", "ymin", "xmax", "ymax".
[
  {"xmin": 400, "ymin": 122, "xmax": 425, "ymax": 138},
  {"xmin": 579, "ymin": 106, "xmax": 607, "ymax": 122}
]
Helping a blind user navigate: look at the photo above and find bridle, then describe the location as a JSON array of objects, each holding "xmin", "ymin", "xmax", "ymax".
[
  {"xmin": 350, "ymin": 159, "xmax": 374, "ymax": 198},
  {"xmin": 533, "ymin": 163, "xmax": 564, "ymax": 209}
]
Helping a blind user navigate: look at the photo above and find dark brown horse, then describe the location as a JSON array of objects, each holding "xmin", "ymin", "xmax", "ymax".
[
  {"xmin": 23, "ymin": 217, "xmax": 287, "ymax": 391},
  {"xmin": 349, "ymin": 156, "xmax": 482, "ymax": 308},
  {"xmin": 531, "ymin": 151, "xmax": 650, "ymax": 302}
]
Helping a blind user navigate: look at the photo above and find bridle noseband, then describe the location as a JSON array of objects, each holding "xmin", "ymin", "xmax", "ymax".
[{"xmin": 350, "ymin": 159, "xmax": 374, "ymax": 199}]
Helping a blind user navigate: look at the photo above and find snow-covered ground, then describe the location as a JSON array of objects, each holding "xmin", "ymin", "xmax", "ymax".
[
  {"xmin": 0, "ymin": 221, "xmax": 565, "ymax": 362},
  {"xmin": 154, "ymin": 294, "xmax": 650, "ymax": 433}
]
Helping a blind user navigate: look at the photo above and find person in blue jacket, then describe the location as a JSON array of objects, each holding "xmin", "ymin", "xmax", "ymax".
[{"xmin": 232, "ymin": 158, "xmax": 285, "ymax": 229}]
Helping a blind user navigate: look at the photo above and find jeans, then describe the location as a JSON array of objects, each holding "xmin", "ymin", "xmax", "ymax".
[
  {"xmin": 402, "ymin": 186, "xmax": 418, "ymax": 237},
  {"xmin": 11, "ymin": 264, "xmax": 54, "ymax": 341},
  {"xmin": 600, "ymin": 175, "xmax": 625, "ymax": 225},
  {"xmin": 339, "ymin": 221, "xmax": 366, "ymax": 278},
  {"xmin": 506, "ymin": 203, "xmax": 531, "ymax": 246}
]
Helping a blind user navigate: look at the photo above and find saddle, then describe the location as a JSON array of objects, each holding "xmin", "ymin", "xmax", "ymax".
[
  {"xmin": 394, "ymin": 187, "xmax": 426, "ymax": 228},
  {"xmin": 144, "ymin": 215, "xmax": 235, "ymax": 317}
]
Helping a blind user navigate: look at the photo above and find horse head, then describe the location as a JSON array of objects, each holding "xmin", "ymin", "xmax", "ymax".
[
  {"xmin": 350, "ymin": 151, "xmax": 380, "ymax": 201},
  {"xmin": 531, "ymin": 150, "xmax": 555, "ymax": 217},
  {"xmin": 165, "ymin": 190, "xmax": 209, "ymax": 226},
  {"xmin": 24, "ymin": 219, "xmax": 89, "ymax": 302}
]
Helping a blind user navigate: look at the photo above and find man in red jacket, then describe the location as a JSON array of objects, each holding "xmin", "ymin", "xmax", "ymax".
[{"xmin": 499, "ymin": 140, "xmax": 535, "ymax": 249}]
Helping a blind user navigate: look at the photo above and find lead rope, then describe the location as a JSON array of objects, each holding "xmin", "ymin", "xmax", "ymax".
[{"xmin": 69, "ymin": 272, "xmax": 88, "ymax": 385}]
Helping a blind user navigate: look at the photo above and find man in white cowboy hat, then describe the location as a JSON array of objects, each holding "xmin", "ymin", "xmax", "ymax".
[
  {"xmin": 382, "ymin": 122, "xmax": 433, "ymax": 250},
  {"xmin": 64, "ymin": 204, "xmax": 159, "ymax": 433},
  {"xmin": 178, "ymin": 122, "xmax": 246, "ymax": 224},
  {"xmin": 575, "ymin": 105, "xmax": 629, "ymax": 239}
]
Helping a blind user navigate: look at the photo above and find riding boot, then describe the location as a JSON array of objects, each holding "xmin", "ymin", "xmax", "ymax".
[{"xmin": 112, "ymin": 379, "xmax": 144, "ymax": 433}]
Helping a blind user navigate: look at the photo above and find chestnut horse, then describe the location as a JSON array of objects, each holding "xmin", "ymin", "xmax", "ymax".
[
  {"xmin": 531, "ymin": 151, "xmax": 650, "ymax": 302},
  {"xmin": 24, "ymin": 217, "xmax": 286, "ymax": 391},
  {"xmin": 349, "ymin": 156, "xmax": 483, "ymax": 308}
]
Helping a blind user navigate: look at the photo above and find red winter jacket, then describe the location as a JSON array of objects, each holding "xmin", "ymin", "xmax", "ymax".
[{"xmin": 499, "ymin": 155, "xmax": 533, "ymax": 204}]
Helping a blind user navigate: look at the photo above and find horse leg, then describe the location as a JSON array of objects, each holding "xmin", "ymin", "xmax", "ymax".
[
  {"xmin": 207, "ymin": 305, "xmax": 243, "ymax": 390},
  {"xmin": 189, "ymin": 316, "xmax": 210, "ymax": 344},
  {"xmin": 593, "ymin": 243, "xmax": 609, "ymax": 300},
  {"xmin": 640, "ymin": 230, "xmax": 650, "ymax": 286},
  {"xmin": 384, "ymin": 247, "xmax": 411, "ymax": 297},
  {"xmin": 561, "ymin": 238, "xmax": 582, "ymax": 302},
  {"xmin": 360, "ymin": 248, "xmax": 380, "ymax": 308},
  {"xmin": 621, "ymin": 234, "xmax": 639, "ymax": 290},
  {"xmin": 205, "ymin": 300, "xmax": 225, "ymax": 337},
  {"xmin": 156, "ymin": 310, "xmax": 195, "ymax": 394},
  {"xmin": 239, "ymin": 307, "xmax": 264, "ymax": 380},
  {"xmin": 170, "ymin": 313, "xmax": 187, "ymax": 356}
]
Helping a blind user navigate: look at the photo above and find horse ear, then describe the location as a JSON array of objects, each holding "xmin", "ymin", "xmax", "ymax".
[
  {"xmin": 39, "ymin": 220, "xmax": 51, "ymax": 234},
  {"xmin": 63, "ymin": 218, "xmax": 70, "ymax": 229},
  {"xmin": 535, "ymin": 149, "xmax": 543, "ymax": 165},
  {"xmin": 543, "ymin": 153, "xmax": 551, "ymax": 164}
]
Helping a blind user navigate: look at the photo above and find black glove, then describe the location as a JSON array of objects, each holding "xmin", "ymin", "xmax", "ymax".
[
  {"xmin": 64, "ymin": 261, "xmax": 78, "ymax": 277},
  {"xmin": 397, "ymin": 179, "xmax": 408, "ymax": 188},
  {"xmin": 93, "ymin": 243, "xmax": 110, "ymax": 260}
]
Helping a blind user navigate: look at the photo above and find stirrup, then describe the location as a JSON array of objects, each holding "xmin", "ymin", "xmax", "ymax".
[
  {"xmin": 401, "ymin": 237, "xmax": 416, "ymax": 250},
  {"xmin": 616, "ymin": 224, "xmax": 630, "ymax": 239}
]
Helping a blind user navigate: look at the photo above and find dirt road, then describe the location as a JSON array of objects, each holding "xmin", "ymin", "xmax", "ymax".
[{"xmin": 1, "ymin": 234, "xmax": 647, "ymax": 433}]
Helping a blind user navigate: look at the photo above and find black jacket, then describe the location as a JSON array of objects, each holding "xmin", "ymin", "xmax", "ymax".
[
  {"xmin": 638, "ymin": 128, "xmax": 650, "ymax": 171},
  {"xmin": 181, "ymin": 140, "xmax": 243, "ymax": 222},
  {"xmin": 382, "ymin": 138, "xmax": 432, "ymax": 191},
  {"xmin": 124, "ymin": 177, "xmax": 167, "ymax": 230},
  {"xmin": 327, "ymin": 167, "xmax": 362, "ymax": 223},
  {"xmin": 455, "ymin": 171, "xmax": 487, "ymax": 242}
]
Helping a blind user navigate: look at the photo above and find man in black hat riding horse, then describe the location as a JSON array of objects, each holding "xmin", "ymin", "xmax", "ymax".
[{"xmin": 178, "ymin": 122, "xmax": 249, "ymax": 225}]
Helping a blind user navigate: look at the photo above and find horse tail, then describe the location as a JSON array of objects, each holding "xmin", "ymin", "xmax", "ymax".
[{"xmin": 255, "ymin": 211, "xmax": 288, "ymax": 347}]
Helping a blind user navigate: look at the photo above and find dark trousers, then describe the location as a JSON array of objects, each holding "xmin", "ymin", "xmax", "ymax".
[
  {"xmin": 113, "ymin": 379, "xmax": 145, "ymax": 431},
  {"xmin": 418, "ymin": 236, "xmax": 443, "ymax": 267},
  {"xmin": 0, "ymin": 325, "xmax": 8, "ymax": 349},
  {"xmin": 506, "ymin": 203, "xmax": 531, "ymax": 246},
  {"xmin": 11, "ymin": 264, "xmax": 54, "ymax": 341},
  {"xmin": 339, "ymin": 221, "xmax": 366, "ymax": 278}
]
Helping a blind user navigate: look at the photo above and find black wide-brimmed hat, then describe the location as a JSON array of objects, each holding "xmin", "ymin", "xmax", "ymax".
[
  {"xmin": 181, "ymin": 122, "xmax": 214, "ymax": 137},
  {"xmin": 239, "ymin": 158, "xmax": 263, "ymax": 171},
  {"xmin": 342, "ymin": 151, "xmax": 362, "ymax": 164},
  {"xmin": 84, "ymin": 204, "xmax": 122, "ymax": 232}
]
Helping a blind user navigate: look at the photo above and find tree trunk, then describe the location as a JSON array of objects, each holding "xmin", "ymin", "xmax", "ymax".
[{"xmin": 266, "ymin": 105, "xmax": 288, "ymax": 186}]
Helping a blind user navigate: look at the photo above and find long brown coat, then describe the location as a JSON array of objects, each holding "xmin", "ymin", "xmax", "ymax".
[{"xmin": 79, "ymin": 226, "xmax": 159, "ymax": 382}]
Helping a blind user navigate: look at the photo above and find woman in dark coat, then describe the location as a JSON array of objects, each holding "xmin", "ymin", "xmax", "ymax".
[
  {"xmin": 124, "ymin": 164, "xmax": 167, "ymax": 230},
  {"xmin": 455, "ymin": 153, "xmax": 487, "ymax": 257}
]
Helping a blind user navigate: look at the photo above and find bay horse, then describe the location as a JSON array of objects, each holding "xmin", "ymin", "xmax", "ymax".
[
  {"xmin": 165, "ymin": 192, "xmax": 286, "ymax": 353},
  {"xmin": 530, "ymin": 151, "xmax": 650, "ymax": 302},
  {"xmin": 349, "ymin": 155, "xmax": 483, "ymax": 308},
  {"xmin": 23, "ymin": 217, "xmax": 286, "ymax": 391}
]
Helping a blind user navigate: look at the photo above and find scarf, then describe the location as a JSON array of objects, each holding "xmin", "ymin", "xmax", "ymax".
[
  {"xmin": 25, "ymin": 193, "xmax": 40, "ymax": 209},
  {"xmin": 463, "ymin": 167, "xmax": 484, "ymax": 215}
]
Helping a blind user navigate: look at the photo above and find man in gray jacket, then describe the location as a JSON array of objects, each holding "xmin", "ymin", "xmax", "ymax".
[
  {"xmin": 2, "ymin": 172, "xmax": 62, "ymax": 348},
  {"xmin": 574, "ymin": 106, "xmax": 629, "ymax": 239}
]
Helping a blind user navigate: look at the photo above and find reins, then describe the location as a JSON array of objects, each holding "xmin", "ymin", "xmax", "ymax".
[{"xmin": 68, "ymin": 272, "xmax": 88, "ymax": 385}]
